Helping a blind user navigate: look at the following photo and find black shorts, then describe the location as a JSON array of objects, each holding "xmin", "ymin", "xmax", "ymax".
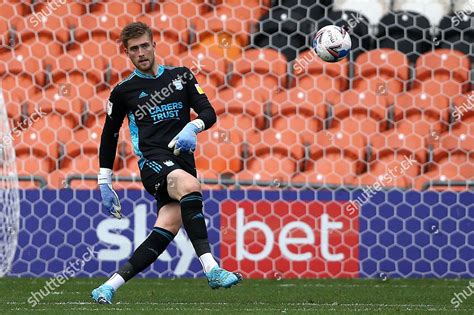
[{"xmin": 140, "ymin": 153, "xmax": 197, "ymax": 209}]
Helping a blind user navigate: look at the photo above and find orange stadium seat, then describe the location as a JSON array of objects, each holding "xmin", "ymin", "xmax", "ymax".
[
  {"xmin": 292, "ymin": 131, "xmax": 366, "ymax": 187},
  {"xmin": 196, "ymin": 128, "xmax": 242, "ymax": 179},
  {"xmin": 1, "ymin": 49, "xmax": 40, "ymax": 80},
  {"xmin": 214, "ymin": 84, "xmax": 266, "ymax": 113},
  {"xmin": 1, "ymin": 14, "xmax": 28, "ymax": 35},
  {"xmin": 13, "ymin": 114, "xmax": 62, "ymax": 156},
  {"xmin": 393, "ymin": 89, "xmax": 450, "ymax": 136},
  {"xmin": 222, "ymin": 0, "xmax": 270, "ymax": 21},
  {"xmin": 90, "ymin": 1, "xmax": 144, "ymax": 17},
  {"xmin": 155, "ymin": 0, "xmax": 202, "ymax": 19},
  {"xmin": 33, "ymin": 91, "xmax": 83, "ymax": 126},
  {"xmin": 1, "ymin": 73, "xmax": 38, "ymax": 106},
  {"xmin": 361, "ymin": 132, "xmax": 426, "ymax": 188},
  {"xmin": 440, "ymin": 116, "xmax": 474, "ymax": 148},
  {"xmin": 56, "ymin": 54, "xmax": 95, "ymax": 79},
  {"xmin": 82, "ymin": 111, "xmax": 107, "ymax": 131},
  {"xmin": 49, "ymin": 71, "xmax": 98, "ymax": 102},
  {"xmin": 3, "ymin": 31, "xmax": 62, "ymax": 76},
  {"xmin": 191, "ymin": 6, "xmax": 249, "ymax": 60},
  {"xmin": 81, "ymin": 1, "xmax": 143, "ymax": 30},
  {"xmin": 415, "ymin": 49, "xmax": 470, "ymax": 87},
  {"xmin": 72, "ymin": 53, "xmax": 132, "ymax": 88},
  {"xmin": 28, "ymin": 1, "xmax": 85, "ymax": 17},
  {"xmin": 415, "ymin": 132, "xmax": 474, "ymax": 190},
  {"xmin": 0, "ymin": 2, "xmax": 19, "ymax": 20},
  {"xmin": 245, "ymin": 128, "xmax": 305, "ymax": 163},
  {"xmin": 293, "ymin": 49, "xmax": 348, "ymax": 105},
  {"xmin": 24, "ymin": 109, "xmax": 77, "ymax": 145},
  {"xmin": 54, "ymin": 55, "xmax": 104, "ymax": 89},
  {"xmin": 369, "ymin": 131, "xmax": 427, "ymax": 164},
  {"xmin": 412, "ymin": 50, "xmax": 470, "ymax": 99},
  {"xmin": 6, "ymin": 102, "xmax": 27, "ymax": 123},
  {"xmin": 330, "ymin": 90, "xmax": 389, "ymax": 138},
  {"xmin": 35, "ymin": 4, "xmax": 80, "ymax": 43},
  {"xmin": 230, "ymin": 48, "xmax": 288, "ymax": 98},
  {"xmin": 83, "ymin": 89, "xmax": 111, "ymax": 124},
  {"xmin": 271, "ymin": 88, "xmax": 326, "ymax": 144},
  {"xmin": 215, "ymin": 88, "xmax": 268, "ymax": 131},
  {"xmin": 77, "ymin": 14, "xmax": 122, "ymax": 38},
  {"xmin": 0, "ymin": 24, "xmax": 7, "ymax": 46},
  {"xmin": 65, "ymin": 28, "xmax": 120, "ymax": 59},
  {"xmin": 107, "ymin": 53, "xmax": 134, "ymax": 84},
  {"xmin": 58, "ymin": 126, "xmax": 102, "ymax": 189},
  {"xmin": 237, "ymin": 144, "xmax": 298, "ymax": 186},
  {"xmin": 13, "ymin": 115, "xmax": 60, "ymax": 188},
  {"xmin": 336, "ymin": 90, "xmax": 389, "ymax": 118},
  {"xmin": 167, "ymin": 50, "xmax": 227, "ymax": 101},
  {"xmin": 353, "ymin": 49, "xmax": 410, "ymax": 104}
]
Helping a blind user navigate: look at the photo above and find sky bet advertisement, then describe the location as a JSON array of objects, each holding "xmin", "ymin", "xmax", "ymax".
[{"xmin": 8, "ymin": 189, "xmax": 473, "ymax": 279}]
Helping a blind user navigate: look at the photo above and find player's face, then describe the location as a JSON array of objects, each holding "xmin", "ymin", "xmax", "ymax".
[{"xmin": 125, "ymin": 34, "xmax": 156, "ymax": 72}]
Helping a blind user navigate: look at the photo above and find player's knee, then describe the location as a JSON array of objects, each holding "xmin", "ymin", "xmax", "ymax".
[
  {"xmin": 155, "ymin": 212, "xmax": 181, "ymax": 234},
  {"xmin": 181, "ymin": 179, "xmax": 201, "ymax": 196},
  {"xmin": 167, "ymin": 170, "xmax": 201, "ymax": 199}
]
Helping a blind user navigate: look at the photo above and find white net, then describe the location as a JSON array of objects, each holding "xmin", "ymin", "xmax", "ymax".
[{"xmin": 0, "ymin": 87, "xmax": 20, "ymax": 277}]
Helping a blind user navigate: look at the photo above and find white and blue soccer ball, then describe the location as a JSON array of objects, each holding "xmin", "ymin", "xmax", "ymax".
[{"xmin": 313, "ymin": 25, "xmax": 351, "ymax": 63}]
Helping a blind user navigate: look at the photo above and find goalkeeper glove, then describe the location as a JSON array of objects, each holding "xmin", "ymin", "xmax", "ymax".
[
  {"xmin": 168, "ymin": 119, "xmax": 204, "ymax": 155},
  {"xmin": 98, "ymin": 168, "xmax": 122, "ymax": 219}
]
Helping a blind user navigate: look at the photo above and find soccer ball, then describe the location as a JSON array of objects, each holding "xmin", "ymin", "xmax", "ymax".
[{"xmin": 313, "ymin": 25, "xmax": 351, "ymax": 63}]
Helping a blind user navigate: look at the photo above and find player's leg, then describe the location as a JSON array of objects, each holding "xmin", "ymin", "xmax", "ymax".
[
  {"xmin": 91, "ymin": 202, "xmax": 182, "ymax": 304},
  {"xmin": 166, "ymin": 169, "xmax": 242, "ymax": 289},
  {"xmin": 107, "ymin": 202, "xmax": 181, "ymax": 286}
]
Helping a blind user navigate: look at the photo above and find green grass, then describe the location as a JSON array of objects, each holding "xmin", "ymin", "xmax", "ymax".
[{"xmin": 0, "ymin": 278, "xmax": 472, "ymax": 314}]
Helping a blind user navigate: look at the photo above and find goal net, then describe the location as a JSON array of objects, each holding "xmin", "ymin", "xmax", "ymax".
[{"xmin": 0, "ymin": 88, "xmax": 20, "ymax": 277}]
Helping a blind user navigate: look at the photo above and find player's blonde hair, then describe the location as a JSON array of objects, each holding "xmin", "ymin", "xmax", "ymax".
[{"xmin": 120, "ymin": 22, "xmax": 153, "ymax": 48}]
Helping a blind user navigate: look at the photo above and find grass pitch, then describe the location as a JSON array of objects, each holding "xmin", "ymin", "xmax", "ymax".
[{"xmin": 0, "ymin": 277, "xmax": 472, "ymax": 314}]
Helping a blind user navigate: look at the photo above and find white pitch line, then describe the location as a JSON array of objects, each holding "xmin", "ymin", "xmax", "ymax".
[{"xmin": 277, "ymin": 283, "xmax": 467, "ymax": 289}]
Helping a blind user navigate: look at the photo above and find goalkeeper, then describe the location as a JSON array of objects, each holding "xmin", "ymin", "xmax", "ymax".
[{"xmin": 91, "ymin": 22, "xmax": 242, "ymax": 304}]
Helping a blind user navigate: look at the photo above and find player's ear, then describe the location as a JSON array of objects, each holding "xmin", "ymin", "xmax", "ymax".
[{"xmin": 152, "ymin": 41, "xmax": 156, "ymax": 49}]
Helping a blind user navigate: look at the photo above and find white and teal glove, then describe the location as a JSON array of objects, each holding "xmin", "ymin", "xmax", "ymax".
[
  {"xmin": 98, "ymin": 168, "xmax": 122, "ymax": 219},
  {"xmin": 168, "ymin": 119, "xmax": 205, "ymax": 155}
]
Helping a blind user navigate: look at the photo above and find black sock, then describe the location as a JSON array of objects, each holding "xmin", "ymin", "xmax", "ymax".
[
  {"xmin": 180, "ymin": 192, "xmax": 211, "ymax": 256},
  {"xmin": 117, "ymin": 227, "xmax": 175, "ymax": 282}
]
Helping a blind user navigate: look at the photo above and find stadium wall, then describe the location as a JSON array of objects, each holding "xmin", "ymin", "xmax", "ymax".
[{"xmin": 9, "ymin": 189, "xmax": 473, "ymax": 279}]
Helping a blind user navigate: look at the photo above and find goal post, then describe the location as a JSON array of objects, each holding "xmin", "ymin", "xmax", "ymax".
[{"xmin": 0, "ymin": 88, "xmax": 20, "ymax": 277}]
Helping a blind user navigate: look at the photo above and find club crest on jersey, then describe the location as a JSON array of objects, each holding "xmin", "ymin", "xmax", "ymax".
[
  {"xmin": 163, "ymin": 160, "xmax": 175, "ymax": 167},
  {"xmin": 173, "ymin": 79, "xmax": 183, "ymax": 90}
]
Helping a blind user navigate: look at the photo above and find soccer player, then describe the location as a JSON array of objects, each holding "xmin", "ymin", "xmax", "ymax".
[{"xmin": 91, "ymin": 22, "xmax": 242, "ymax": 304}]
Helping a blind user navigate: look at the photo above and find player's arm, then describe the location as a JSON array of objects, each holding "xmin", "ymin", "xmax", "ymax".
[
  {"xmin": 168, "ymin": 67, "xmax": 217, "ymax": 155},
  {"xmin": 98, "ymin": 88, "xmax": 127, "ymax": 219}
]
